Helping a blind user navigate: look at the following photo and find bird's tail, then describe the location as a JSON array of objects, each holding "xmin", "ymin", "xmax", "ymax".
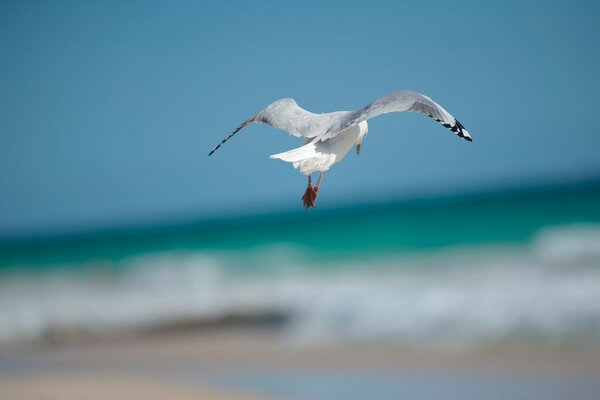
[{"xmin": 270, "ymin": 140, "xmax": 317, "ymax": 163}]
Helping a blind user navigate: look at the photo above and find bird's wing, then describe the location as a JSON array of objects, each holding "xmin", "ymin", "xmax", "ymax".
[
  {"xmin": 208, "ymin": 117, "xmax": 255, "ymax": 156},
  {"xmin": 321, "ymin": 89, "xmax": 472, "ymax": 142},
  {"xmin": 255, "ymin": 98, "xmax": 329, "ymax": 138},
  {"xmin": 209, "ymin": 98, "xmax": 328, "ymax": 156},
  {"xmin": 209, "ymin": 91, "xmax": 471, "ymax": 156}
]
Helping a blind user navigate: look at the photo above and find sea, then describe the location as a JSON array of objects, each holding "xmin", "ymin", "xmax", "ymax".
[{"xmin": 1, "ymin": 181, "xmax": 600, "ymax": 347}]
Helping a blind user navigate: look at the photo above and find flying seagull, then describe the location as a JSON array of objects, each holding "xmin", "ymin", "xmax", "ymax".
[{"xmin": 209, "ymin": 89, "xmax": 472, "ymax": 209}]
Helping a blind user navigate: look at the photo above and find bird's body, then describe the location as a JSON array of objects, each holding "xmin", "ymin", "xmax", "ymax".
[
  {"xmin": 270, "ymin": 121, "xmax": 368, "ymax": 175},
  {"xmin": 209, "ymin": 89, "xmax": 472, "ymax": 208}
]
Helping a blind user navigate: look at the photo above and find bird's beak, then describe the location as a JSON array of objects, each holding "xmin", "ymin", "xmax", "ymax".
[{"xmin": 356, "ymin": 143, "xmax": 361, "ymax": 155}]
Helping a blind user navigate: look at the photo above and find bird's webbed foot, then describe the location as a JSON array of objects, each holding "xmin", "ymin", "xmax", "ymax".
[{"xmin": 301, "ymin": 182, "xmax": 318, "ymax": 209}]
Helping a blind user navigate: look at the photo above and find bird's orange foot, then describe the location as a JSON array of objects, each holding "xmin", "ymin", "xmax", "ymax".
[{"xmin": 301, "ymin": 183, "xmax": 318, "ymax": 209}]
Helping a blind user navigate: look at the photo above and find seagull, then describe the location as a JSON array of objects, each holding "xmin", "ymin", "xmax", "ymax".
[{"xmin": 209, "ymin": 89, "xmax": 472, "ymax": 209}]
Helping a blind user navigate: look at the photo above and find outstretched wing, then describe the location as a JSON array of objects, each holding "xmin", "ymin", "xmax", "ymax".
[
  {"xmin": 208, "ymin": 117, "xmax": 255, "ymax": 156},
  {"xmin": 322, "ymin": 90, "xmax": 472, "ymax": 142},
  {"xmin": 209, "ymin": 98, "xmax": 333, "ymax": 156},
  {"xmin": 209, "ymin": 90, "xmax": 471, "ymax": 156}
]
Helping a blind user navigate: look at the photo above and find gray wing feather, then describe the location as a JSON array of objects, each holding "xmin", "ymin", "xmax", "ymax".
[
  {"xmin": 322, "ymin": 90, "xmax": 472, "ymax": 142},
  {"xmin": 209, "ymin": 98, "xmax": 346, "ymax": 155},
  {"xmin": 208, "ymin": 116, "xmax": 255, "ymax": 156},
  {"xmin": 256, "ymin": 98, "xmax": 351, "ymax": 139},
  {"xmin": 209, "ymin": 90, "xmax": 471, "ymax": 156}
]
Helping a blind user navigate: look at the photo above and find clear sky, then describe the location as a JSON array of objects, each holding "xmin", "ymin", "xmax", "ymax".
[{"xmin": 1, "ymin": 0, "xmax": 599, "ymax": 237}]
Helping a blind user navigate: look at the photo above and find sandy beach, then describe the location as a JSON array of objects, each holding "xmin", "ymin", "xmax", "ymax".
[
  {"xmin": 2, "ymin": 327, "xmax": 599, "ymax": 400},
  {"xmin": 0, "ymin": 372, "xmax": 270, "ymax": 400}
]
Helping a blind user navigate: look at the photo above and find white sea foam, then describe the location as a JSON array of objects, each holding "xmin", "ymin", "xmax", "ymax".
[
  {"xmin": 533, "ymin": 224, "xmax": 600, "ymax": 265},
  {"xmin": 0, "ymin": 225, "xmax": 599, "ymax": 346}
]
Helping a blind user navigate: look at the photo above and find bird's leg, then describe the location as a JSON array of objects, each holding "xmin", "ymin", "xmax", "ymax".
[
  {"xmin": 315, "ymin": 172, "xmax": 324, "ymax": 192},
  {"xmin": 301, "ymin": 175, "xmax": 318, "ymax": 209}
]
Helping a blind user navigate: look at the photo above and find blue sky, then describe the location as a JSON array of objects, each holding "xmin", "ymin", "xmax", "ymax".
[{"xmin": 1, "ymin": 0, "xmax": 599, "ymax": 236}]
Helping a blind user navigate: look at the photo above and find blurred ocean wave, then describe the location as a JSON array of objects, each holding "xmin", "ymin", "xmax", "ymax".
[
  {"xmin": 1, "ymin": 183, "xmax": 599, "ymax": 347},
  {"xmin": 0, "ymin": 223, "xmax": 599, "ymax": 347},
  {"xmin": 533, "ymin": 224, "xmax": 600, "ymax": 265}
]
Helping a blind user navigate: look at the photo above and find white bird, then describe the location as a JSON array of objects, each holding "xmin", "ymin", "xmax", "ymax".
[{"xmin": 209, "ymin": 89, "xmax": 472, "ymax": 208}]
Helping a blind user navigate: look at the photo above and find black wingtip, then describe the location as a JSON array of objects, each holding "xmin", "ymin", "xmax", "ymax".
[
  {"xmin": 208, "ymin": 142, "xmax": 223, "ymax": 156},
  {"xmin": 465, "ymin": 136, "xmax": 473, "ymax": 142},
  {"xmin": 207, "ymin": 117, "xmax": 255, "ymax": 158}
]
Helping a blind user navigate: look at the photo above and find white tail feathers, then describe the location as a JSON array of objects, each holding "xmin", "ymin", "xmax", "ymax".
[
  {"xmin": 270, "ymin": 141, "xmax": 336, "ymax": 175},
  {"xmin": 270, "ymin": 141, "xmax": 317, "ymax": 163}
]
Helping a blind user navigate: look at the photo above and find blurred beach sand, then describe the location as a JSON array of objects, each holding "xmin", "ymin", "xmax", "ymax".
[
  {"xmin": 0, "ymin": 372, "xmax": 269, "ymax": 400},
  {"xmin": 2, "ymin": 328, "xmax": 599, "ymax": 400}
]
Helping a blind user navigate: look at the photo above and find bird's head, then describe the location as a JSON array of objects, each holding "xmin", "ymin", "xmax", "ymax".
[{"xmin": 355, "ymin": 121, "xmax": 369, "ymax": 155}]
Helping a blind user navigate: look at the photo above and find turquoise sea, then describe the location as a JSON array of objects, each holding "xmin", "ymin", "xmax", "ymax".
[{"xmin": 1, "ymin": 181, "xmax": 600, "ymax": 345}]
